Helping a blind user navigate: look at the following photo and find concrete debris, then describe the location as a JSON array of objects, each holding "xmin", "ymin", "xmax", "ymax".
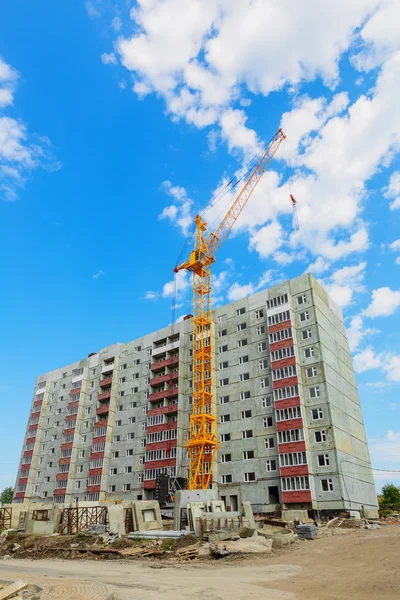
[
  {"xmin": 210, "ymin": 534, "xmax": 273, "ymax": 557},
  {"xmin": 0, "ymin": 532, "xmax": 8, "ymax": 545},
  {"xmin": 0, "ymin": 579, "xmax": 28, "ymax": 600},
  {"xmin": 258, "ymin": 527, "xmax": 296, "ymax": 548},
  {"xmin": 364, "ymin": 522, "xmax": 381, "ymax": 530},
  {"xmin": 11, "ymin": 544, "xmax": 21, "ymax": 552},
  {"xmin": 2, "ymin": 555, "xmax": 12, "ymax": 561}
]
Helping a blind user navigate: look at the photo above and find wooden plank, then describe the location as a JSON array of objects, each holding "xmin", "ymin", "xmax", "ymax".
[{"xmin": 0, "ymin": 581, "xmax": 28, "ymax": 600}]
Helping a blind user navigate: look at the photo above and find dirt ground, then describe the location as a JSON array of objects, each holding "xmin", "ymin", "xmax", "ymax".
[{"xmin": 0, "ymin": 525, "xmax": 399, "ymax": 600}]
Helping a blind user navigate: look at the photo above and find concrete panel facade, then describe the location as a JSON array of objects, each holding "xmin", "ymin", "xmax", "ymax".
[{"xmin": 13, "ymin": 274, "xmax": 378, "ymax": 517}]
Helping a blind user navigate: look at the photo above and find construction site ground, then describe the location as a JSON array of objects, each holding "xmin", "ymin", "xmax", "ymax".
[{"xmin": 0, "ymin": 524, "xmax": 399, "ymax": 599}]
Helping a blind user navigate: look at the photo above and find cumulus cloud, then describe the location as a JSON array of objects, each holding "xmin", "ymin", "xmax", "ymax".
[
  {"xmin": 227, "ymin": 281, "xmax": 255, "ymax": 302},
  {"xmin": 322, "ymin": 262, "xmax": 367, "ymax": 308},
  {"xmin": 159, "ymin": 180, "xmax": 194, "ymax": 236},
  {"xmin": 354, "ymin": 347, "xmax": 400, "ymax": 382},
  {"xmin": 92, "ymin": 270, "xmax": 105, "ymax": 279},
  {"xmin": 144, "ymin": 291, "xmax": 159, "ymax": 300},
  {"xmin": 384, "ymin": 171, "xmax": 400, "ymax": 210},
  {"xmin": 0, "ymin": 58, "xmax": 59, "ymax": 202},
  {"xmin": 101, "ymin": 52, "xmax": 117, "ymax": 65},
  {"xmin": 347, "ymin": 313, "xmax": 380, "ymax": 352},
  {"xmin": 364, "ymin": 287, "xmax": 400, "ymax": 318}
]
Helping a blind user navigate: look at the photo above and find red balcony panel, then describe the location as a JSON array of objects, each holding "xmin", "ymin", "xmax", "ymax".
[
  {"xmin": 280, "ymin": 465, "xmax": 309, "ymax": 477},
  {"xmin": 150, "ymin": 371, "xmax": 179, "ymax": 387},
  {"xmin": 151, "ymin": 355, "xmax": 179, "ymax": 372},
  {"xmin": 89, "ymin": 468, "xmax": 103, "ymax": 477},
  {"xmin": 69, "ymin": 388, "xmax": 81, "ymax": 396},
  {"xmin": 63, "ymin": 427, "xmax": 75, "ymax": 436},
  {"xmin": 95, "ymin": 420, "xmax": 108, "ymax": 428},
  {"xmin": 18, "ymin": 477, "xmax": 28, "ymax": 485},
  {"xmin": 278, "ymin": 441, "xmax": 306, "ymax": 454},
  {"xmin": 92, "ymin": 435, "xmax": 106, "ymax": 445},
  {"xmin": 100, "ymin": 377, "xmax": 113, "ymax": 388},
  {"xmin": 26, "ymin": 437, "xmax": 36, "ymax": 445},
  {"xmin": 274, "ymin": 396, "xmax": 301, "ymax": 410},
  {"xmin": 59, "ymin": 457, "xmax": 71, "ymax": 465},
  {"xmin": 149, "ymin": 388, "xmax": 179, "ymax": 402},
  {"xmin": 24, "ymin": 450, "xmax": 33, "ymax": 457},
  {"xmin": 33, "ymin": 399, "xmax": 43, "ymax": 408},
  {"xmin": 15, "ymin": 492, "xmax": 25, "ymax": 499},
  {"xmin": 68, "ymin": 400, "xmax": 80, "ymax": 409},
  {"xmin": 273, "ymin": 376, "xmax": 299, "ymax": 390},
  {"xmin": 269, "ymin": 338, "xmax": 294, "ymax": 353},
  {"xmin": 31, "ymin": 411, "xmax": 41, "ymax": 420},
  {"xmin": 90, "ymin": 451, "xmax": 105, "ymax": 461},
  {"xmin": 96, "ymin": 404, "xmax": 110, "ymax": 416},
  {"xmin": 20, "ymin": 463, "xmax": 31, "ymax": 471},
  {"xmin": 144, "ymin": 458, "xmax": 177, "ymax": 470},
  {"xmin": 146, "ymin": 422, "xmax": 177, "ymax": 434},
  {"xmin": 147, "ymin": 404, "xmax": 178, "ymax": 417},
  {"xmin": 268, "ymin": 320, "xmax": 291, "ymax": 334},
  {"xmin": 54, "ymin": 488, "xmax": 66, "ymax": 496},
  {"xmin": 56, "ymin": 472, "xmax": 69, "ymax": 481},
  {"xmin": 144, "ymin": 480, "xmax": 156, "ymax": 489},
  {"xmin": 98, "ymin": 391, "xmax": 111, "ymax": 401},
  {"xmin": 65, "ymin": 414, "xmax": 77, "ymax": 423},
  {"xmin": 282, "ymin": 490, "xmax": 312, "ymax": 504},
  {"xmin": 271, "ymin": 356, "xmax": 296, "ymax": 370},
  {"xmin": 145, "ymin": 439, "xmax": 177, "ymax": 452},
  {"xmin": 61, "ymin": 442, "xmax": 73, "ymax": 450},
  {"xmin": 28, "ymin": 424, "xmax": 38, "ymax": 432},
  {"xmin": 87, "ymin": 485, "xmax": 101, "ymax": 494},
  {"xmin": 276, "ymin": 418, "xmax": 303, "ymax": 432}
]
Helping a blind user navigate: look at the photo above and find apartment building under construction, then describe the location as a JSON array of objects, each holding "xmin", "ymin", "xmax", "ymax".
[{"xmin": 13, "ymin": 273, "xmax": 379, "ymax": 518}]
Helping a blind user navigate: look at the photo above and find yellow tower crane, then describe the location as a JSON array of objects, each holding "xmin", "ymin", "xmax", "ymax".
[{"xmin": 174, "ymin": 128, "xmax": 287, "ymax": 490}]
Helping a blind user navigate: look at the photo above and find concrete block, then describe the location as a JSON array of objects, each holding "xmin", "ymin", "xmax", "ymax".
[
  {"xmin": 258, "ymin": 528, "xmax": 296, "ymax": 548},
  {"xmin": 107, "ymin": 504, "xmax": 125, "ymax": 535},
  {"xmin": 211, "ymin": 536, "xmax": 273, "ymax": 555},
  {"xmin": 132, "ymin": 500, "xmax": 162, "ymax": 532},
  {"xmin": 174, "ymin": 489, "xmax": 217, "ymax": 530},
  {"xmin": 282, "ymin": 510, "xmax": 309, "ymax": 522},
  {"xmin": 241, "ymin": 502, "xmax": 255, "ymax": 529}
]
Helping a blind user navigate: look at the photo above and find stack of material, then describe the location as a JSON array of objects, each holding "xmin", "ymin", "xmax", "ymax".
[{"xmin": 296, "ymin": 524, "xmax": 318, "ymax": 539}]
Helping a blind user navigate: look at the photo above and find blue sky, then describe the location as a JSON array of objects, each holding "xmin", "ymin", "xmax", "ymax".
[{"xmin": 1, "ymin": 0, "xmax": 400, "ymax": 493}]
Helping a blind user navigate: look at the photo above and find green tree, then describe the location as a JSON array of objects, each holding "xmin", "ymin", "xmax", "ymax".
[
  {"xmin": 0, "ymin": 487, "xmax": 13, "ymax": 505},
  {"xmin": 381, "ymin": 483, "xmax": 400, "ymax": 506}
]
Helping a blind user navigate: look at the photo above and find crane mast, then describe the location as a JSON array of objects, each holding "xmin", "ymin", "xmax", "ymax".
[{"xmin": 175, "ymin": 128, "xmax": 286, "ymax": 489}]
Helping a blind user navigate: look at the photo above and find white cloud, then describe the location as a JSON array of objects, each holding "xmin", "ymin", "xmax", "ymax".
[
  {"xmin": 323, "ymin": 261, "xmax": 366, "ymax": 308},
  {"xmin": 364, "ymin": 287, "xmax": 400, "ymax": 317},
  {"xmin": 370, "ymin": 431, "xmax": 400, "ymax": 486},
  {"xmin": 347, "ymin": 313, "xmax": 380, "ymax": 352},
  {"xmin": 249, "ymin": 220, "xmax": 283, "ymax": 258},
  {"xmin": 227, "ymin": 281, "xmax": 255, "ymax": 302},
  {"xmin": 396, "ymin": 256, "xmax": 400, "ymax": 265},
  {"xmin": 144, "ymin": 291, "xmax": 159, "ymax": 300},
  {"xmin": 389, "ymin": 239, "xmax": 400, "ymax": 251},
  {"xmin": 159, "ymin": 180, "xmax": 194, "ymax": 236},
  {"xmin": 353, "ymin": 346, "xmax": 382, "ymax": 373},
  {"xmin": 0, "ymin": 58, "xmax": 58, "ymax": 202},
  {"xmin": 384, "ymin": 171, "xmax": 400, "ymax": 210},
  {"xmin": 354, "ymin": 347, "xmax": 400, "ymax": 382},
  {"xmin": 111, "ymin": 15, "xmax": 122, "ymax": 32},
  {"xmin": 104, "ymin": 1, "xmax": 400, "ymax": 267},
  {"xmin": 307, "ymin": 256, "xmax": 331, "ymax": 274},
  {"xmin": 101, "ymin": 52, "xmax": 117, "ymax": 65},
  {"xmin": 92, "ymin": 269, "xmax": 105, "ymax": 279},
  {"xmin": 85, "ymin": 0, "xmax": 101, "ymax": 18},
  {"xmin": 162, "ymin": 269, "xmax": 190, "ymax": 298}
]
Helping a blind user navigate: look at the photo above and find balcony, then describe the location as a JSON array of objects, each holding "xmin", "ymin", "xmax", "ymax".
[
  {"xmin": 33, "ymin": 399, "xmax": 43, "ymax": 409},
  {"xmin": 56, "ymin": 472, "xmax": 69, "ymax": 481},
  {"xmin": 18, "ymin": 477, "xmax": 28, "ymax": 485},
  {"xmin": 90, "ymin": 451, "xmax": 104, "ymax": 461},
  {"xmin": 95, "ymin": 420, "xmax": 108, "ymax": 429},
  {"xmin": 147, "ymin": 404, "xmax": 178, "ymax": 417},
  {"xmin": 69, "ymin": 388, "xmax": 81, "ymax": 396},
  {"xmin": 26, "ymin": 436, "xmax": 36, "ymax": 445},
  {"xmin": 99, "ymin": 376, "xmax": 112, "ymax": 388},
  {"xmin": 28, "ymin": 424, "xmax": 38, "ymax": 432},
  {"xmin": 65, "ymin": 414, "xmax": 77, "ymax": 423},
  {"xmin": 61, "ymin": 442, "xmax": 73, "ymax": 450},
  {"xmin": 280, "ymin": 465, "xmax": 309, "ymax": 477},
  {"xmin": 98, "ymin": 390, "xmax": 111, "ymax": 402},
  {"xmin": 102, "ymin": 362, "xmax": 114, "ymax": 375},
  {"xmin": 89, "ymin": 468, "xmax": 103, "ymax": 477},
  {"xmin": 149, "ymin": 370, "xmax": 179, "ymax": 388},
  {"xmin": 87, "ymin": 484, "xmax": 101, "ymax": 494},
  {"xmin": 67, "ymin": 399, "xmax": 80, "ymax": 409},
  {"xmin": 144, "ymin": 480, "xmax": 156, "ymax": 490},
  {"xmin": 20, "ymin": 463, "xmax": 31, "ymax": 471},
  {"xmin": 282, "ymin": 490, "xmax": 312, "ymax": 504},
  {"xmin": 268, "ymin": 320, "xmax": 291, "ymax": 334},
  {"xmin": 15, "ymin": 492, "xmax": 26, "ymax": 499},
  {"xmin": 149, "ymin": 387, "xmax": 179, "ymax": 402},
  {"xmin": 92, "ymin": 434, "xmax": 107, "ymax": 445},
  {"xmin": 152, "ymin": 339, "xmax": 180, "ymax": 357},
  {"xmin": 96, "ymin": 404, "xmax": 110, "ymax": 416},
  {"xmin": 276, "ymin": 418, "xmax": 303, "ymax": 432},
  {"xmin": 273, "ymin": 376, "xmax": 299, "ymax": 390},
  {"xmin": 54, "ymin": 488, "xmax": 66, "ymax": 496},
  {"xmin": 63, "ymin": 428, "xmax": 75, "ymax": 438},
  {"xmin": 24, "ymin": 450, "xmax": 33, "ymax": 457},
  {"xmin": 278, "ymin": 440, "xmax": 306, "ymax": 454},
  {"xmin": 151, "ymin": 355, "xmax": 179, "ymax": 372},
  {"xmin": 59, "ymin": 457, "xmax": 71, "ymax": 465}
]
